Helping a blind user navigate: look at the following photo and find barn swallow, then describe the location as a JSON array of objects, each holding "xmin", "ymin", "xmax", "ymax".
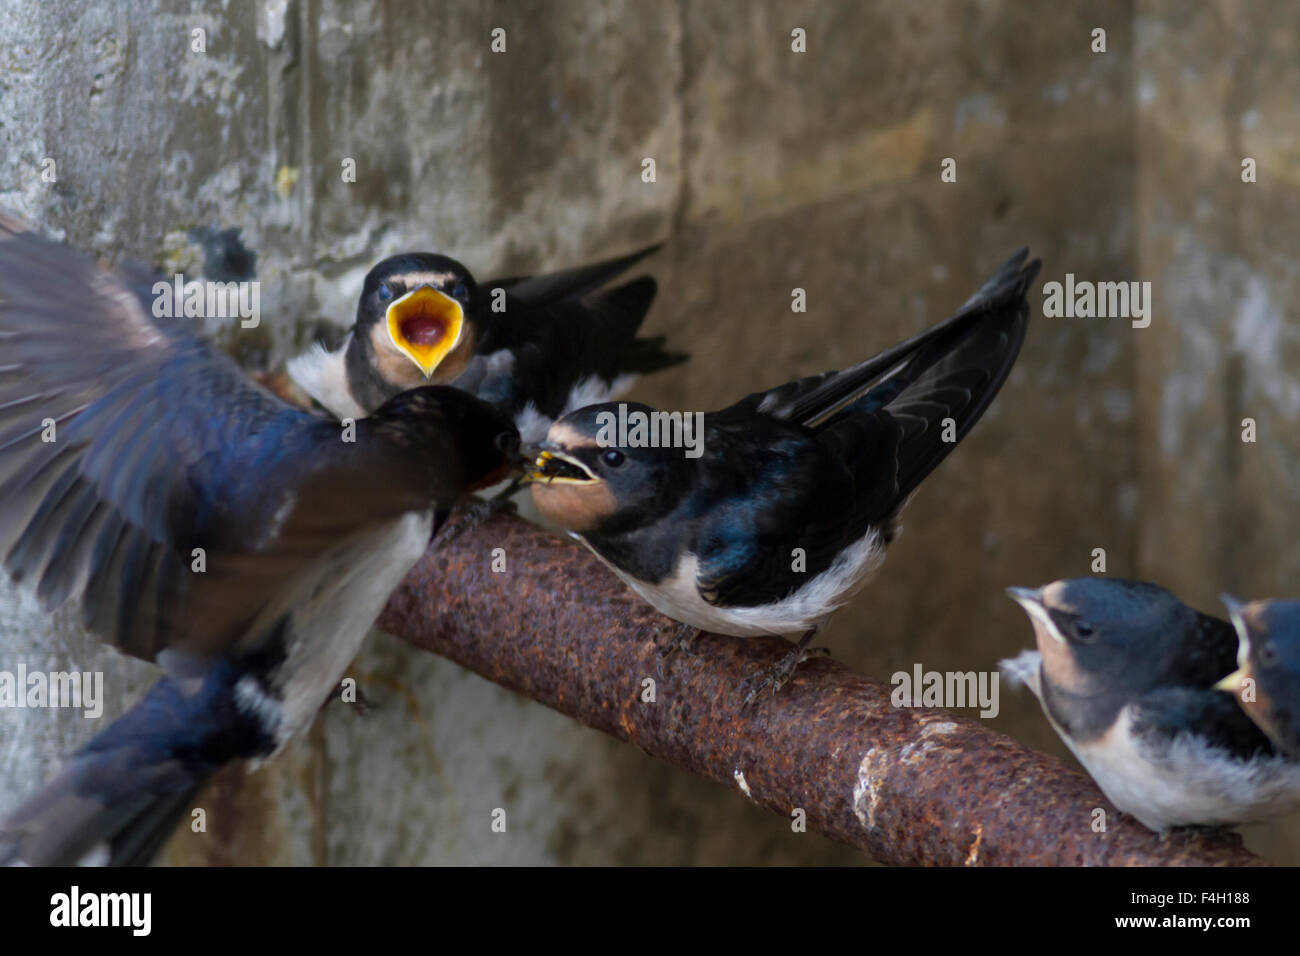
[
  {"xmin": 527, "ymin": 248, "xmax": 1039, "ymax": 701},
  {"xmin": 1217, "ymin": 597, "xmax": 1300, "ymax": 758},
  {"xmin": 288, "ymin": 244, "xmax": 686, "ymax": 442},
  {"xmin": 0, "ymin": 212, "xmax": 518, "ymax": 865},
  {"xmin": 1003, "ymin": 579, "xmax": 1300, "ymax": 832}
]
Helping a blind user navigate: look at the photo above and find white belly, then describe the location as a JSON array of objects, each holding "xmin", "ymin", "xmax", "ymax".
[
  {"xmin": 587, "ymin": 527, "xmax": 886, "ymax": 638},
  {"xmin": 1068, "ymin": 706, "xmax": 1300, "ymax": 831},
  {"xmin": 1001, "ymin": 651, "xmax": 1300, "ymax": 833},
  {"xmin": 251, "ymin": 510, "xmax": 433, "ymax": 750}
]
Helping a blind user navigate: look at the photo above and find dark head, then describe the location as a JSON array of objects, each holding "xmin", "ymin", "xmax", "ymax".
[
  {"xmin": 353, "ymin": 253, "xmax": 481, "ymax": 389},
  {"xmin": 1218, "ymin": 597, "xmax": 1300, "ymax": 756},
  {"xmin": 1006, "ymin": 578, "xmax": 1200, "ymax": 697},
  {"xmin": 524, "ymin": 402, "xmax": 693, "ymax": 534},
  {"xmin": 369, "ymin": 385, "xmax": 519, "ymax": 493}
]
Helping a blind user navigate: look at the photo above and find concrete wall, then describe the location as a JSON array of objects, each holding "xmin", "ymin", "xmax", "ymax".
[
  {"xmin": 1, "ymin": 0, "xmax": 1294, "ymax": 863},
  {"xmin": 1133, "ymin": 0, "xmax": 1300, "ymax": 864}
]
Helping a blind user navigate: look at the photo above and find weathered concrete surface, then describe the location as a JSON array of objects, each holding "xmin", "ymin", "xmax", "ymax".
[
  {"xmin": 1, "ymin": 0, "xmax": 1296, "ymax": 863},
  {"xmin": 1134, "ymin": 0, "xmax": 1300, "ymax": 866}
]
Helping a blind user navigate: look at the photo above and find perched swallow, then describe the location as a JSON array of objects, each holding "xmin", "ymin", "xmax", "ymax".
[
  {"xmin": 1217, "ymin": 597, "xmax": 1300, "ymax": 758},
  {"xmin": 527, "ymin": 249, "xmax": 1039, "ymax": 699},
  {"xmin": 288, "ymin": 244, "xmax": 686, "ymax": 442},
  {"xmin": 1004, "ymin": 579, "xmax": 1300, "ymax": 832},
  {"xmin": 0, "ymin": 213, "xmax": 518, "ymax": 865}
]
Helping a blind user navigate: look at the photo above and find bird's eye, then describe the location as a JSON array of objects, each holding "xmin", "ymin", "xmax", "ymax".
[
  {"xmin": 601, "ymin": 449, "xmax": 625, "ymax": 468},
  {"xmin": 452, "ymin": 281, "xmax": 469, "ymax": 301},
  {"xmin": 378, "ymin": 283, "xmax": 394, "ymax": 303},
  {"xmin": 1071, "ymin": 618, "xmax": 1096, "ymax": 642},
  {"xmin": 1259, "ymin": 640, "xmax": 1281, "ymax": 667}
]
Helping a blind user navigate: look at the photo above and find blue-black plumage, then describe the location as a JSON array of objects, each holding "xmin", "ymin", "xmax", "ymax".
[
  {"xmin": 1218, "ymin": 596, "xmax": 1300, "ymax": 759},
  {"xmin": 528, "ymin": 248, "xmax": 1040, "ymax": 701},
  {"xmin": 0, "ymin": 211, "xmax": 519, "ymax": 865},
  {"xmin": 1003, "ymin": 578, "xmax": 1300, "ymax": 831},
  {"xmin": 287, "ymin": 244, "xmax": 686, "ymax": 443}
]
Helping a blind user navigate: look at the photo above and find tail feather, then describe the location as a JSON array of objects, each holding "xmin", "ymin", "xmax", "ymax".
[
  {"xmin": 1, "ymin": 668, "xmax": 272, "ymax": 866},
  {"xmin": 1, "ymin": 762, "xmax": 206, "ymax": 866},
  {"xmin": 496, "ymin": 243, "xmax": 662, "ymax": 306},
  {"xmin": 864, "ymin": 256, "xmax": 1035, "ymax": 500},
  {"xmin": 766, "ymin": 248, "xmax": 1038, "ymax": 428},
  {"xmin": 586, "ymin": 277, "xmax": 687, "ymax": 375}
]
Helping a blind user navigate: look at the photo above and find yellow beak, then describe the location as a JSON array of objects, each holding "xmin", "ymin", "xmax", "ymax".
[
  {"xmin": 527, "ymin": 449, "xmax": 596, "ymax": 485},
  {"xmin": 386, "ymin": 285, "xmax": 465, "ymax": 377},
  {"xmin": 1215, "ymin": 668, "xmax": 1247, "ymax": 693},
  {"xmin": 520, "ymin": 452, "xmax": 547, "ymax": 484}
]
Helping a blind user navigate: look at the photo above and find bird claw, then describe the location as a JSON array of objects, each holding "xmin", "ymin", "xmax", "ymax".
[
  {"xmin": 655, "ymin": 623, "xmax": 701, "ymax": 680},
  {"xmin": 740, "ymin": 636, "xmax": 827, "ymax": 707}
]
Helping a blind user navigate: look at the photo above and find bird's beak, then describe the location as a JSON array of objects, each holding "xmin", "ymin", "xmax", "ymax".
[
  {"xmin": 1005, "ymin": 586, "xmax": 1064, "ymax": 643},
  {"xmin": 1215, "ymin": 668, "xmax": 1247, "ymax": 694},
  {"xmin": 386, "ymin": 285, "xmax": 465, "ymax": 377},
  {"xmin": 517, "ymin": 443, "xmax": 543, "ymax": 484},
  {"xmin": 526, "ymin": 448, "xmax": 597, "ymax": 485}
]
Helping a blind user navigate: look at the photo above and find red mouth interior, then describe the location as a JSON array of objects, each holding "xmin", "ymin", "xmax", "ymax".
[{"xmin": 400, "ymin": 313, "xmax": 449, "ymax": 346}]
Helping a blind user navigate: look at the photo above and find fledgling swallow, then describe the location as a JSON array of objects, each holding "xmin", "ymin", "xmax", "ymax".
[
  {"xmin": 288, "ymin": 244, "xmax": 686, "ymax": 442},
  {"xmin": 1217, "ymin": 597, "xmax": 1300, "ymax": 758},
  {"xmin": 527, "ymin": 249, "xmax": 1039, "ymax": 700},
  {"xmin": 1003, "ymin": 579, "xmax": 1300, "ymax": 832},
  {"xmin": 0, "ymin": 212, "xmax": 519, "ymax": 865}
]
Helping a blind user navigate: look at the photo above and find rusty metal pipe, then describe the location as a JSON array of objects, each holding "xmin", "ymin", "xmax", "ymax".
[{"xmin": 378, "ymin": 511, "xmax": 1263, "ymax": 866}]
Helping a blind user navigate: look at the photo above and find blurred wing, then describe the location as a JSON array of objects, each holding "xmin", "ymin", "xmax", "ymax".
[{"xmin": 0, "ymin": 212, "xmax": 403, "ymax": 665}]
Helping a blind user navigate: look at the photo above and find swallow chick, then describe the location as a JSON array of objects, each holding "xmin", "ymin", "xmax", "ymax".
[
  {"xmin": 1003, "ymin": 579, "xmax": 1300, "ymax": 832},
  {"xmin": 0, "ymin": 213, "xmax": 518, "ymax": 865},
  {"xmin": 288, "ymin": 244, "xmax": 686, "ymax": 442},
  {"xmin": 1217, "ymin": 597, "xmax": 1300, "ymax": 758},
  {"xmin": 527, "ymin": 248, "xmax": 1039, "ymax": 701}
]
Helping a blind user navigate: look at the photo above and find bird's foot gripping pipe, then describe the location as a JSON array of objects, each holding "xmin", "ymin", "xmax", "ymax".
[{"xmin": 740, "ymin": 628, "xmax": 829, "ymax": 706}]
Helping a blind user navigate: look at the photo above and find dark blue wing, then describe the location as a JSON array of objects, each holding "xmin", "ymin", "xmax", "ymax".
[
  {"xmin": 1132, "ymin": 687, "xmax": 1278, "ymax": 762},
  {"xmin": 691, "ymin": 251, "xmax": 1036, "ymax": 610},
  {"xmin": 0, "ymin": 212, "xmax": 391, "ymax": 665},
  {"xmin": 472, "ymin": 245, "xmax": 683, "ymax": 420}
]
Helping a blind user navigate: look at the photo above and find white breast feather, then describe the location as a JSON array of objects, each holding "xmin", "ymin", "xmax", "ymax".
[
  {"xmin": 510, "ymin": 373, "xmax": 640, "ymax": 444},
  {"xmin": 514, "ymin": 402, "xmax": 552, "ymax": 445},
  {"xmin": 287, "ymin": 337, "xmax": 368, "ymax": 420},
  {"xmin": 252, "ymin": 510, "xmax": 432, "ymax": 753},
  {"xmin": 589, "ymin": 527, "xmax": 886, "ymax": 638},
  {"xmin": 1074, "ymin": 707, "xmax": 1300, "ymax": 831},
  {"xmin": 564, "ymin": 373, "xmax": 639, "ymax": 413},
  {"xmin": 1002, "ymin": 650, "xmax": 1300, "ymax": 831},
  {"xmin": 998, "ymin": 649, "xmax": 1043, "ymax": 696}
]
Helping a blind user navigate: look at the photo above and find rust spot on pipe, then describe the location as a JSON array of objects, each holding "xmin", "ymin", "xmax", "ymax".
[{"xmin": 379, "ymin": 510, "xmax": 1265, "ymax": 867}]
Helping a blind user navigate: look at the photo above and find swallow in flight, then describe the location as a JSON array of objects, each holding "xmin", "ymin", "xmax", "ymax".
[{"xmin": 0, "ymin": 212, "xmax": 518, "ymax": 864}]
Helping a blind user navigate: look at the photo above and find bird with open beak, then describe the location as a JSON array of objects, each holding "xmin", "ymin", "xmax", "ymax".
[
  {"xmin": 0, "ymin": 212, "xmax": 519, "ymax": 865},
  {"xmin": 1003, "ymin": 578, "xmax": 1300, "ymax": 832},
  {"xmin": 526, "ymin": 249, "xmax": 1038, "ymax": 702},
  {"xmin": 288, "ymin": 244, "xmax": 686, "ymax": 444},
  {"xmin": 1217, "ymin": 596, "xmax": 1300, "ymax": 758}
]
